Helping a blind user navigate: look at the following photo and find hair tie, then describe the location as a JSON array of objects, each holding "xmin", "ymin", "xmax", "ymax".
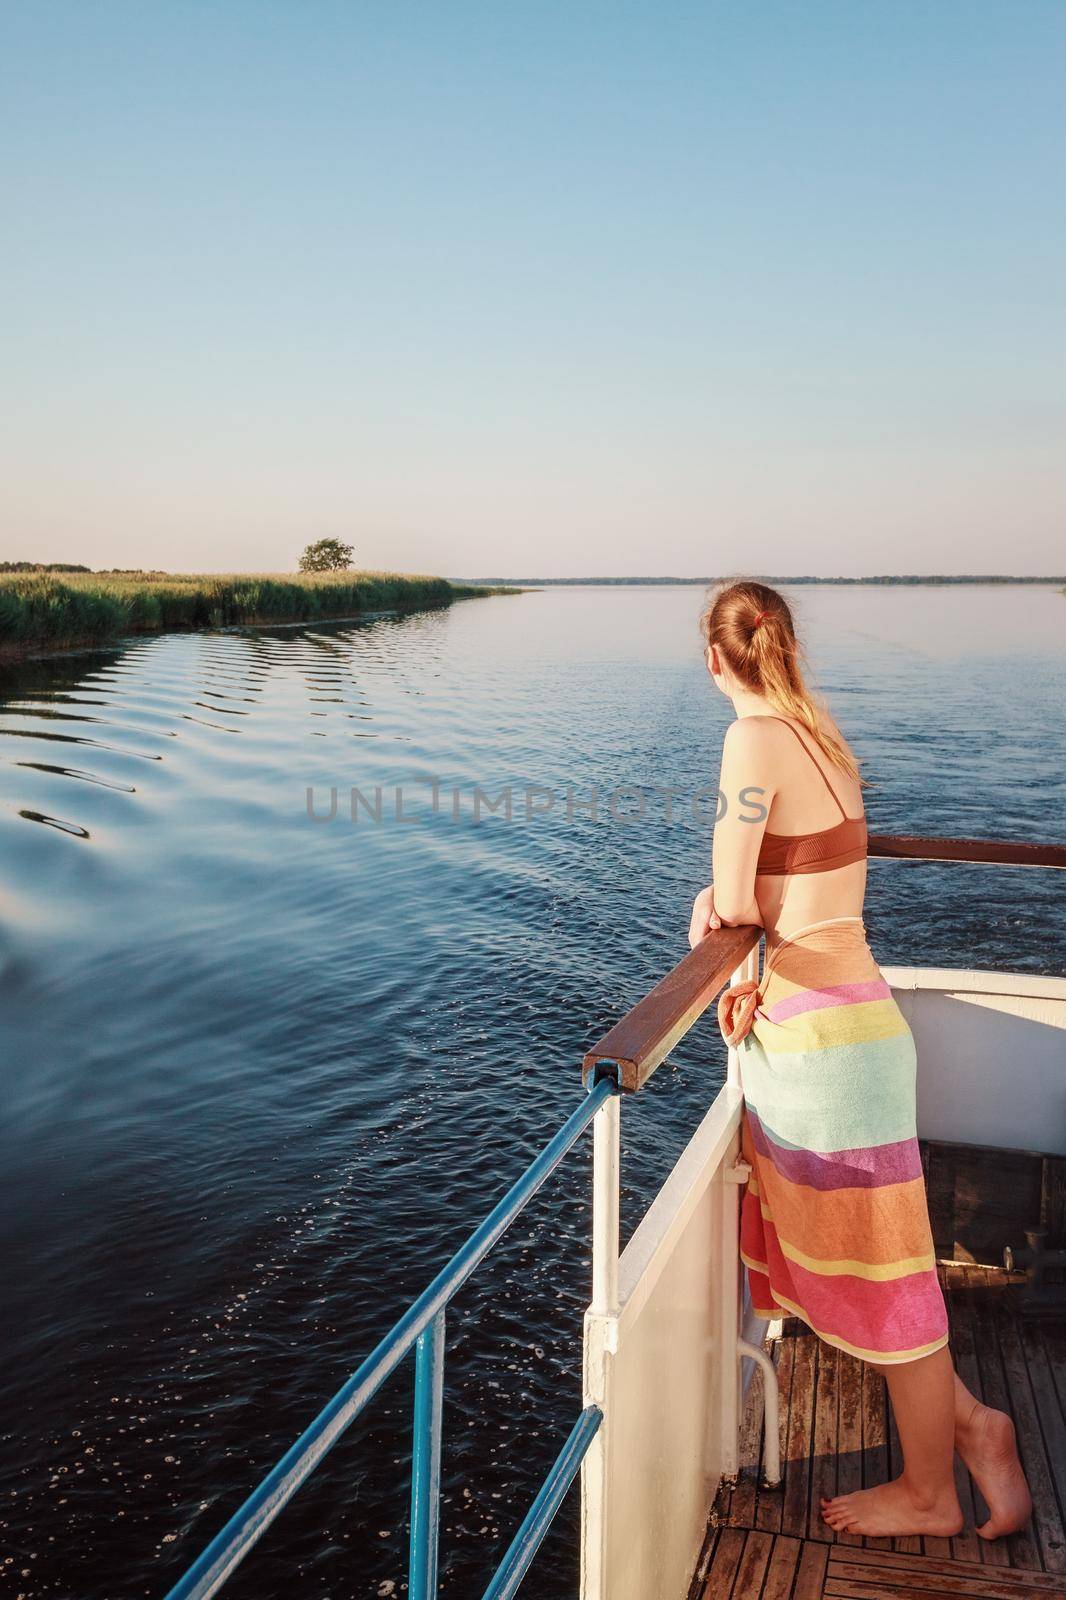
[{"xmin": 752, "ymin": 609, "xmax": 768, "ymax": 627}]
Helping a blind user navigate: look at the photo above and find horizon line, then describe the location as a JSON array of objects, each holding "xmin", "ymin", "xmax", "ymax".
[{"xmin": 451, "ymin": 574, "xmax": 1066, "ymax": 586}]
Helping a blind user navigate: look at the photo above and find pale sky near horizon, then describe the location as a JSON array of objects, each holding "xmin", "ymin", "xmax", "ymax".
[{"xmin": 2, "ymin": 1, "xmax": 1064, "ymax": 578}]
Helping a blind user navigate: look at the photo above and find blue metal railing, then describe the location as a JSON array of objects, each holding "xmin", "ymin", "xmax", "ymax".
[
  {"xmin": 481, "ymin": 1404, "xmax": 604, "ymax": 1600},
  {"xmin": 163, "ymin": 1071, "xmax": 619, "ymax": 1600}
]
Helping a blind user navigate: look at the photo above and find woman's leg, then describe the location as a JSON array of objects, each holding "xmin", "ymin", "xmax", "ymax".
[
  {"xmin": 822, "ymin": 1346, "xmax": 963, "ymax": 1537},
  {"xmin": 953, "ymin": 1373, "xmax": 1032, "ymax": 1539}
]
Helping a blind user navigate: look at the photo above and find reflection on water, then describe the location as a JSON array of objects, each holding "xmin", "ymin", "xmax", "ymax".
[{"xmin": 0, "ymin": 586, "xmax": 1063, "ymax": 1599}]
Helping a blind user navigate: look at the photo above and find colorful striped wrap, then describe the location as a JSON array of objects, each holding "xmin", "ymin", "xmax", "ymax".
[{"xmin": 720, "ymin": 917, "xmax": 948, "ymax": 1365}]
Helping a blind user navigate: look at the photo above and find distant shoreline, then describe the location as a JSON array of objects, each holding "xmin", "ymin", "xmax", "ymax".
[{"xmin": 453, "ymin": 575, "xmax": 1066, "ymax": 587}]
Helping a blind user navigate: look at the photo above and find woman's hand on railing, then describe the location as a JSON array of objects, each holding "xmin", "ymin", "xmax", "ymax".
[{"xmin": 688, "ymin": 883, "xmax": 721, "ymax": 948}]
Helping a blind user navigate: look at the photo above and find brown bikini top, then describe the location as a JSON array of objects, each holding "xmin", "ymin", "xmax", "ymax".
[{"xmin": 755, "ymin": 717, "xmax": 867, "ymax": 877}]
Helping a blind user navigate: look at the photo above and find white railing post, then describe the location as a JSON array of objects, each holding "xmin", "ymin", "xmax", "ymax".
[
  {"xmin": 591, "ymin": 1089, "xmax": 620, "ymax": 1316},
  {"xmin": 736, "ymin": 1338, "xmax": 781, "ymax": 1487},
  {"xmin": 582, "ymin": 1079, "xmax": 620, "ymax": 1600}
]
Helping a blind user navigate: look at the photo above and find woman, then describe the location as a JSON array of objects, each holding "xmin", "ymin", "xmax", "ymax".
[{"xmin": 688, "ymin": 579, "xmax": 1031, "ymax": 1540}]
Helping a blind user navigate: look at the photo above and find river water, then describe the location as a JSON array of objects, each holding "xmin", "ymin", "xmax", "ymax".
[{"xmin": 1, "ymin": 584, "xmax": 1063, "ymax": 1598}]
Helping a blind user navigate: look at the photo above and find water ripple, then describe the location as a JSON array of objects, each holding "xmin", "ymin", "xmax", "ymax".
[
  {"xmin": 14, "ymin": 761, "xmax": 137, "ymax": 793},
  {"xmin": 17, "ymin": 809, "xmax": 91, "ymax": 839}
]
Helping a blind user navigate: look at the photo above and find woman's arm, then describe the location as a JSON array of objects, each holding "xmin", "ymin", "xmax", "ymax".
[
  {"xmin": 711, "ymin": 719, "xmax": 775, "ymax": 925},
  {"xmin": 689, "ymin": 720, "xmax": 775, "ymax": 946},
  {"xmin": 704, "ymin": 716, "xmax": 771, "ymax": 928},
  {"xmin": 688, "ymin": 880, "xmax": 764, "ymax": 948}
]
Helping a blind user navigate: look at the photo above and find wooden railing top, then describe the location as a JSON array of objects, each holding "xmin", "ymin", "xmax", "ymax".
[
  {"xmin": 868, "ymin": 834, "xmax": 1066, "ymax": 870},
  {"xmin": 582, "ymin": 923, "xmax": 760, "ymax": 1093},
  {"xmin": 582, "ymin": 832, "xmax": 1065, "ymax": 1093}
]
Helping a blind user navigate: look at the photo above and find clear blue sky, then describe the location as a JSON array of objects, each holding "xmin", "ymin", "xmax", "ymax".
[{"xmin": 2, "ymin": 1, "xmax": 1064, "ymax": 576}]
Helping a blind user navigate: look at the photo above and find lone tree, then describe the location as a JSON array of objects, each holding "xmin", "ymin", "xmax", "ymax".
[{"xmin": 299, "ymin": 538, "xmax": 354, "ymax": 573}]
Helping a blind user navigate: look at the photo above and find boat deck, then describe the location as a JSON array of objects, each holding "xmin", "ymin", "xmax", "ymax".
[{"xmin": 693, "ymin": 1265, "xmax": 1066, "ymax": 1599}]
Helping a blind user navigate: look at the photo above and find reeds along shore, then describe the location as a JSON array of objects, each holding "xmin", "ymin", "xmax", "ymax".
[{"xmin": 0, "ymin": 570, "xmax": 503, "ymax": 661}]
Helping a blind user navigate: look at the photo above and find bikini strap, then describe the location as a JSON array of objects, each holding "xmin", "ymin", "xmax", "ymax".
[{"xmin": 766, "ymin": 716, "xmax": 848, "ymax": 819}]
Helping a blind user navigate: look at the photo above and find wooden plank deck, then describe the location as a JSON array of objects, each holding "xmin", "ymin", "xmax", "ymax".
[{"xmin": 692, "ymin": 1266, "xmax": 1066, "ymax": 1600}]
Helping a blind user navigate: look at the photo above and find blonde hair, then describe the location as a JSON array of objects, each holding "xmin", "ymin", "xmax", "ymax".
[{"xmin": 699, "ymin": 579, "xmax": 862, "ymax": 782}]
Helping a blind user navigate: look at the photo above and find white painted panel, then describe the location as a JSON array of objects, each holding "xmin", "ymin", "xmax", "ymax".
[
  {"xmin": 885, "ymin": 968, "xmax": 1066, "ymax": 1157},
  {"xmin": 582, "ymin": 1086, "xmax": 743, "ymax": 1600}
]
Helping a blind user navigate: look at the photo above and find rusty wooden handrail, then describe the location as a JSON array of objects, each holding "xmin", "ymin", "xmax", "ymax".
[
  {"xmin": 582, "ymin": 832, "xmax": 1065, "ymax": 1094},
  {"xmin": 582, "ymin": 924, "xmax": 760, "ymax": 1093},
  {"xmin": 868, "ymin": 834, "xmax": 1066, "ymax": 869}
]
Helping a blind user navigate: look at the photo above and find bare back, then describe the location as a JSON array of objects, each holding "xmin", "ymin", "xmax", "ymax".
[{"xmin": 751, "ymin": 712, "xmax": 867, "ymax": 942}]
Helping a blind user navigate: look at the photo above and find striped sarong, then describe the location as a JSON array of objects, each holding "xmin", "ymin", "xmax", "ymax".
[{"xmin": 723, "ymin": 916, "xmax": 948, "ymax": 1365}]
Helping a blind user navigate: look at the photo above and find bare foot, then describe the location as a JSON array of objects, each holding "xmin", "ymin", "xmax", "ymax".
[
  {"xmin": 821, "ymin": 1478, "xmax": 963, "ymax": 1538},
  {"xmin": 956, "ymin": 1401, "xmax": 1032, "ymax": 1539}
]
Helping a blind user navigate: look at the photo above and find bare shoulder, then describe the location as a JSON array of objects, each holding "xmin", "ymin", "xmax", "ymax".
[
  {"xmin": 725, "ymin": 710, "xmax": 858, "ymax": 772},
  {"xmin": 722, "ymin": 715, "xmax": 780, "ymax": 763}
]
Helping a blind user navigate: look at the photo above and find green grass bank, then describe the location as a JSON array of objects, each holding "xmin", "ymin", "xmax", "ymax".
[{"xmin": 0, "ymin": 569, "xmax": 509, "ymax": 663}]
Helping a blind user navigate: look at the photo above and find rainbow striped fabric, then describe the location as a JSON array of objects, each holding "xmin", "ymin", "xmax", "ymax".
[{"xmin": 736, "ymin": 918, "xmax": 949, "ymax": 1364}]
